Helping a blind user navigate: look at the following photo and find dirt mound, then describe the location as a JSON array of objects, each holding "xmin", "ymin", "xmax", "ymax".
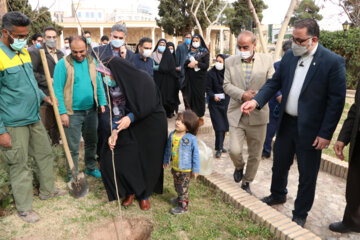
[{"xmin": 89, "ymin": 217, "xmax": 153, "ymax": 240}]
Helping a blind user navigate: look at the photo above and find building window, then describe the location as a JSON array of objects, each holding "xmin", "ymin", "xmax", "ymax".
[
  {"xmin": 91, "ymin": 12, "xmax": 94, "ymax": 18},
  {"xmin": 86, "ymin": 12, "xmax": 89, "ymax": 18},
  {"xmin": 98, "ymin": 12, "xmax": 102, "ymax": 18},
  {"xmin": 78, "ymin": 12, "xmax": 81, "ymax": 18}
]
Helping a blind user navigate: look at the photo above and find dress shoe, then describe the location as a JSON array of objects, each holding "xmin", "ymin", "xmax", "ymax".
[
  {"xmin": 241, "ymin": 182, "xmax": 252, "ymax": 195},
  {"xmin": 261, "ymin": 195, "xmax": 286, "ymax": 205},
  {"xmin": 215, "ymin": 150, "xmax": 222, "ymax": 158},
  {"xmin": 122, "ymin": 194, "xmax": 135, "ymax": 207},
  {"xmin": 221, "ymin": 148, "xmax": 227, "ymax": 153},
  {"xmin": 139, "ymin": 199, "xmax": 150, "ymax": 211},
  {"xmin": 262, "ymin": 152, "xmax": 270, "ymax": 159},
  {"xmin": 292, "ymin": 217, "xmax": 306, "ymax": 227},
  {"xmin": 329, "ymin": 221, "xmax": 360, "ymax": 233},
  {"xmin": 233, "ymin": 168, "xmax": 243, "ymax": 183}
]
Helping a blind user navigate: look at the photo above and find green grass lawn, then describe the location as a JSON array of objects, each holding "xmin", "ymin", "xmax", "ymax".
[
  {"xmin": 322, "ymin": 97, "xmax": 354, "ymax": 162},
  {"xmin": 0, "ymin": 146, "xmax": 274, "ymax": 240}
]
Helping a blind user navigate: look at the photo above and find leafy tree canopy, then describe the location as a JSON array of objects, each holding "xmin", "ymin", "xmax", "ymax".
[{"xmin": 290, "ymin": 0, "xmax": 323, "ymax": 25}]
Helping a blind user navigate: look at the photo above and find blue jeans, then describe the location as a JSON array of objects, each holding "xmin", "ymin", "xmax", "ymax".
[{"xmin": 64, "ymin": 108, "xmax": 98, "ymax": 179}]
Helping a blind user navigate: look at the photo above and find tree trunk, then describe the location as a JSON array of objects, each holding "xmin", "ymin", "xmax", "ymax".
[
  {"xmin": 247, "ymin": 0, "xmax": 267, "ymax": 53},
  {"xmin": 0, "ymin": 0, "xmax": 8, "ymax": 18},
  {"xmin": 273, "ymin": 0, "xmax": 300, "ymax": 61}
]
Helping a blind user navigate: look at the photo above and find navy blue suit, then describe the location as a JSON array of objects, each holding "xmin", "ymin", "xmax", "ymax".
[{"xmin": 254, "ymin": 44, "xmax": 346, "ymax": 219}]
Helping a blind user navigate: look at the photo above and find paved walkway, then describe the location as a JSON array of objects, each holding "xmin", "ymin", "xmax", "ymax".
[{"xmin": 169, "ymin": 99, "xmax": 360, "ymax": 240}]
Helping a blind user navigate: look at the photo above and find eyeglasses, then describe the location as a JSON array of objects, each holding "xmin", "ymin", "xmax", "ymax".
[
  {"xmin": 7, "ymin": 30, "xmax": 29, "ymax": 40},
  {"xmin": 290, "ymin": 36, "xmax": 312, "ymax": 45}
]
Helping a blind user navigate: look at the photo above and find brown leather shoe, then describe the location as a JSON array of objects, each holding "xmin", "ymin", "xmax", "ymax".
[
  {"xmin": 139, "ymin": 199, "xmax": 150, "ymax": 211},
  {"xmin": 122, "ymin": 194, "xmax": 135, "ymax": 207}
]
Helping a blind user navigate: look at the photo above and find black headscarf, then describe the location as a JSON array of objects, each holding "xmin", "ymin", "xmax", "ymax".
[
  {"xmin": 208, "ymin": 54, "xmax": 229, "ymax": 85},
  {"xmin": 166, "ymin": 42, "xmax": 176, "ymax": 60},
  {"xmin": 153, "ymin": 38, "xmax": 167, "ymax": 52},
  {"xmin": 187, "ymin": 34, "xmax": 209, "ymax": 61},
  {"xmin": 158, "ymin": 42, "xmax": 177, "ymax": 78}
]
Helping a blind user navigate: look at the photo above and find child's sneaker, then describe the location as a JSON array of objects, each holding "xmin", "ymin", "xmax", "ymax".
[
  {"xmin": 169, "ymin": 197, "xmax": 179, "ymax": 205},
  {"xmin": 171, "ymin": 201, "xmax": 188, "ymax": 215}
]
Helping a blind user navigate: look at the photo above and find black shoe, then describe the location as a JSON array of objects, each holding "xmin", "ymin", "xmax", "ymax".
[
  {"xmin": 261, "ymin": 195, "xmax": 286, "ymax": 205},
  {"xmin": 262, "ymin": 152, "xmax": 270, "ymax": 158},
  {"xmin": 215, "ymin": 150, "xmax": 221, "ymax": 158},
  {"xmin": 233, "ymin": 168, "xmax": 243, "ymax": 183},
  {"xmin": 292, "ymin": 217, "xmax": 306, "ymax": 227},
  {"xmin": 241, "ymin": 182, "xmax": 252, "ymax": 195},
  {"xmin": 329, "ymin": 221, "xmax": 360, "ymax": 233},
  {"xmin": 221, "ymin": 148, "xmax": 227, "ymax": 153}
]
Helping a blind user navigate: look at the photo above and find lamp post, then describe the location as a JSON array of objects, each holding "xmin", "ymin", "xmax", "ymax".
[{"xmin": 342, "ymin": 20, "xmax": 351, "ymax": 37}]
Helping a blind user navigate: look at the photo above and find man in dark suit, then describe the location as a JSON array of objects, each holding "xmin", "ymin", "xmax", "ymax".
[
  {"xmin": 30, "ymin": 26, "xmax": 64, "ymax": 145},
  {"xmin": 329, "ymin": 81, "xmax": 360, "ymax": 233},
  {"xmin": 176, "ymin": 32, "xmax": 192, "ymax": 108},
  {"xmin": 241, "ymin": 19, "xmax": 346, "ymax": 227}
]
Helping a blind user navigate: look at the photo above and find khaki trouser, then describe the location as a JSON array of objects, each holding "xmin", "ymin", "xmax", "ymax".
[
  {"xmin": 0, "ymin": 121, "xmax": 55, "ymax": 211},
  {"xmin": 229, "ymin": 115, "xmax": 267, "ymax": 184}
]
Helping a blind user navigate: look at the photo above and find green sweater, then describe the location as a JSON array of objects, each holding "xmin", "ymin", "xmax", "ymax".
[
  {"xmin": 53, "ymin": 57, "xmax": 107, "ymax": 114},
  {"xmin": 0, "ymin": 41, "xmax": 46, "ymax": 134}
]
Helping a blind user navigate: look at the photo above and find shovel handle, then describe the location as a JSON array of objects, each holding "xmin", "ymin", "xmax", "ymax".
[{"xmin": 39, "ymin": 49, "xmax": 75, "ymax": 170}]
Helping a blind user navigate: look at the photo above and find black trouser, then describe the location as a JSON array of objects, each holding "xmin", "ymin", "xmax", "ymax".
[
  {"xmin": 97, "ymin": 106, "xmax": 111, "ymax": 160},
  {"xmin": 215, "ymin": 131, "xmax": 226, "ymax": 151},
  {"xmin": 270, "ymin": 113, "xmax": 321, "ymax": 219},
  {"xmin": 343, "ymin": 133, "xmax": 360, "ymax": 228}
]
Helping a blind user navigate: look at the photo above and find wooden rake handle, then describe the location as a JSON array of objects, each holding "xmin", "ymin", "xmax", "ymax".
[{"xmin": 39, "ymin": 49, "xmax": 75, "ymax": 170}]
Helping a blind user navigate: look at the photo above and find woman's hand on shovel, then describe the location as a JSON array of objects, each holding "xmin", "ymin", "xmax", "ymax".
[{"xmin": 108, "ymin": 130, "xmax": 118, "ymax": 150}]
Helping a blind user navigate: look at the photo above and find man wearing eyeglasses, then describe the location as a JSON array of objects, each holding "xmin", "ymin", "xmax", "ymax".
[
  {"xmin": 92, "ymin": 23, "xmax": 135, "ymax": 162},
  {"xmin": 241, "ymin": 19, "xmax": 346, "ymax": 227},
  {"xmin": 29, "ymin": 26, "xmax": 64, "ymax": 146},
  {"xmin": 0, "ymin": 12, "xmax": 66, "ymax": 223}
]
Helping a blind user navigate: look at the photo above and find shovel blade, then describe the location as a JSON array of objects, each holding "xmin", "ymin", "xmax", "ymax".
[{"xmin": 67, "ymin": 172, "xmax": 89, "ymax": 198}]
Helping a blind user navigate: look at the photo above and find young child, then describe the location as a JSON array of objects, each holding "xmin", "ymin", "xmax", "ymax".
[{"xmin": 163, "ymin": 110, "xmax": 200, "ymax": 215}]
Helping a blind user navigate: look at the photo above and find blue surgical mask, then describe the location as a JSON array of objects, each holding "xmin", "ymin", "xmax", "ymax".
[
  {"xmin": 36, "ymin": 43, "xmax": 41, "ymax": 48},
  {"xmin": 158, "ymin": 46, "xmax": 166, "ymax": 53},
  {"xmin": 103, "ymin": 75, "xmax": 116, "ymax": 87},
  {"xmin": 111, "ymin": 39, "xmax": 124, "ymax": 48},
  {"xmin": 10, "ymin": 38, "xmax": 27, "ymax": 51},
  {"xmin": 86, "ymin": 37, "xmax": 92, "ymax": 45},
  {"xmin": 185, "ymin": 39, "xmax": 191, "ymax": 45}
]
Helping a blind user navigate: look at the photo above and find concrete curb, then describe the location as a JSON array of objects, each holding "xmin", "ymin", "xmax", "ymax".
[{"xmin": 199, "ymin": 172, "xmax": 321, "ymax": 240}]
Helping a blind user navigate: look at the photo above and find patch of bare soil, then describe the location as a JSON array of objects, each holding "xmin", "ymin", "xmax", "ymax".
[{"xmin": 89, "ymin": 217, "xmax": 153, "ymax": 240}]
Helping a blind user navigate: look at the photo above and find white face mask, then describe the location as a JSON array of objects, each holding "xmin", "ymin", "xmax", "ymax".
[
  {"xmin": 65, "ymin": 43, "xmax": 69, "ymax": 48},
  {"xmin": 192, "ymin": 42, "xmax": 200, "ymax": 49},
  {"xmin": 170, "ymin": 49, "xmax": 174, "ymax": 54},
  {"xmin": 142, "ymin": 49, "xmax": 152, "ymax": 58},
  {"xmin": 239, "ymin": 50, "xmax": 252, "ymax": 60},
  {"xmin": 215, "ymin": 62, "xmax": 224, "ymax": 71},
  {"xmin": 291, "ymin": 38, "xmax": 312, "ymax": 56}
]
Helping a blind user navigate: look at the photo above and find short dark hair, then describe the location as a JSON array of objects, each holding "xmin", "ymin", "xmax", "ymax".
[
  {"xmin": 64, "ymin": 37, "xmax": 70, "ymax": 41},
  {"xmin": 138, "ymin": 37, "xmax": 152, "ymax": 47},
  {"xmin": 294, "ymin": 19, "xmax": 320, "ymax": 38},
  {"xmin": 84, "ymin": 30, "xmax": 91, "ymax": 35},
  {"xmin": 31, "ymin": 33, "xmax": 42, "ymax": 41},
  {"xmin": 101, "ymin": 35, "xmax": 109, "ymax": 42},
  {"xmin": 177, "ymin": 110, "xmax": 199, "ymax": 136},
  {"xmin": 282, "ymin": 40, "xmax": 292, "ymax": 52},
  {"xmin": 183, "ymin": 32, "xmax": 192, "ymax": 37},
  {"xmin": 69, "ymin": 35, "xmax": 87, "ymax": 46},
  {"xmin": 1, "ymin": 11, "xmax": 31, "ymax": 32},
  {"xmin": 43, "ymin": 26, "xmax": 57, "ymax": 35}
]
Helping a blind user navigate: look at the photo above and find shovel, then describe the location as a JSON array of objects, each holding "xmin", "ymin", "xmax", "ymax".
[{"xmin": 40, "ymin": 49, "xmax": 89, "ymax": 198}]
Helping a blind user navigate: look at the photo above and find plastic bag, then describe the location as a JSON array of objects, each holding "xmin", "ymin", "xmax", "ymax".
[{"xmin": 198, "ymin": 140, "xmax": 213, "ymax": 176}]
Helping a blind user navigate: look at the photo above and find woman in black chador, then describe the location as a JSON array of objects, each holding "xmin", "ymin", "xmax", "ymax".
[
  {"xmin": 183, "ymin": 34, "xmax": 209, "ymax": 126},
  {"xmin": 153, "ymin": 41, "xmax": 180, "ymax": 118},
  {"xmin": 100, "ymin": 56, "xmax": 167, "ymax": 211},
  {"xmin": 206, "ymin": 54, "xmax": 230, "ymax": 158}
]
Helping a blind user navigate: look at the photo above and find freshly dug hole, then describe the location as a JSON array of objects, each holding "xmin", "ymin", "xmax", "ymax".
[{"xmin": 89, "ymin": 217, "xmax": 153, "ymax": 240}]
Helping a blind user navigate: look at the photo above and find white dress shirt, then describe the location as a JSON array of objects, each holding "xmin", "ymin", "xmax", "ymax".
[{"xmin": 285, "ymin": 43, "xmax": 318, "ymax": 116}]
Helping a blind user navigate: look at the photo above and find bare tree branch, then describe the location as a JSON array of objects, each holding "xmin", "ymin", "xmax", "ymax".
[
  {"xmin": 31, "ymin": 0, "xmax": 56, "ymax": 22},
  {"xmin": 190, "ymin": 0, "xmax": 204, "ymax": 37},
  {"xmin": 206, "ymin": 0, "xmax": 214, "ymax": 13},
  {"xmin": 202, "ymin": 0, "xmax": 212, "ymax": 24}
]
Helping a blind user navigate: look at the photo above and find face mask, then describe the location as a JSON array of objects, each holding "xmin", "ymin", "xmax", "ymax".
[
  {"xmin": 291, "ymin": 38, "xmax": 312, "ymax": 56},
  {"xmin": 192, "ymin": 42, "xmax": 200, "ymax": 49},
  {"xmin": 46, "ymin": 39, "xmax": 57, "ymax": 49},
  {"xmin": 111, "ymin": 39, "xmax": 124, "ymax": 48},
  {"xmin": 142, "ymin": 49, "xmax": 152, "ymax": 58},
  {"xmin": 239, "ymin": 50, "xmax": 252, "ymax": 60},
  {"xmin": 103, "ymin": 75, "xmax": 116, "ymax": 87},
  {"xmin": 158, "ymin": 46, "xmax": 166, "ymax": 53},
  {"xmin": 215, "ymin": 62, "xmax": 224, "ymax": 71},
  {"xmin": 36, "ymin": 43, "xmax": 41, "ymax": 48},
  {"xmin": 86, "ymin": 37, "xmax": 92, "ymax": 45},
  {"xmin": 170, "ymin": 49, "xmax": 174, "ymax": 54},
  {"xmin": 185, "ymin": 39, "xmax": 191, "ymax": 45},
  {"xmin": 10, "ymin": 37, "xmax": 27, "ymax": 51},
  {"xmin": 65, "ymin": 43, "xmax": 69, "ymax": 48}
]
